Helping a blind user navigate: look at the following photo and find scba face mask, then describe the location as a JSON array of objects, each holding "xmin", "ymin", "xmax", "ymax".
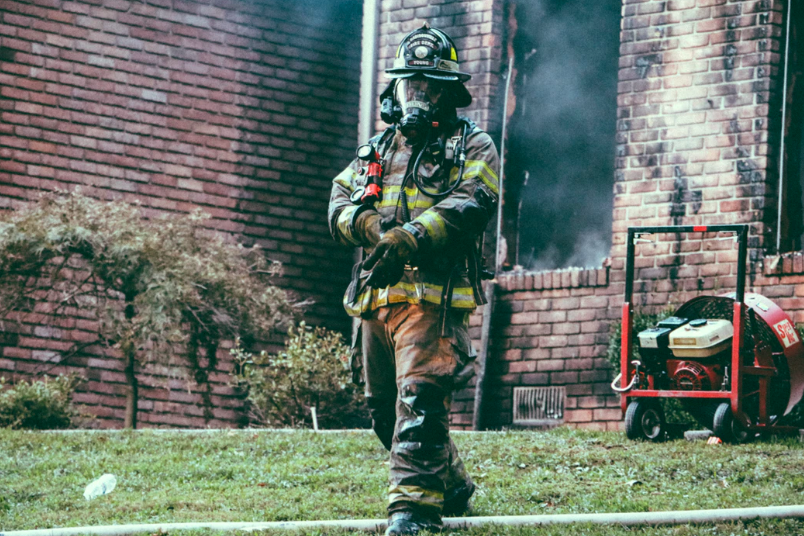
[{"xmin": 395, "ymin": 77, "xmax": 446, "ymax": 144}]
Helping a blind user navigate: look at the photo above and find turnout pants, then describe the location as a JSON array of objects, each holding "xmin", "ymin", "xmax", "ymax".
[{"xmin": 360, "ymin": 302, "xmax": 475, "ymax": 518}]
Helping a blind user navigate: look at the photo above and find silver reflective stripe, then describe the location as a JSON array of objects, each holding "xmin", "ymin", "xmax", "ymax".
[
  {"xmin": 462, "ymin": 160, "xmax": 499, "ymax": 194},
  {"xmin": 336, "ymin": 205, "xmax": 361, "ymax": 246},
  {"xmin": 334, "ymin": 167, "xmax": 357, "ymax": 191},
  {"xmin": 415, "ymin": 210, "xmax": 448, "ymax": 245}
]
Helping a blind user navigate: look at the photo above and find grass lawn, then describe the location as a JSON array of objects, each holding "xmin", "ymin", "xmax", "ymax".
[{"xmin": 2, "ymin": 427, "xmax": 804, "ymax": 535}]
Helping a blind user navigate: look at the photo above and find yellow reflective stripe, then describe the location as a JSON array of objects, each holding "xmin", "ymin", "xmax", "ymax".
[
  {"xmin": 415, "ymin": 210, "xmax": 448, "ymax": 243},
  {"xmin": 388, "ymin": 485, "xmax": 443, "ymax": 509},
  {"xmin": 407, "ymin": 199, "xmax": 434, "ymax": 210},
  {"xmin": 447, "ymin": 295, "xmax": 476, "ymax": 307},
  {"xmin": 343, "ymin": 284, "xmax": 373, "ymax": 315},
  {"xmin": 343, "ymin": 282, "xmax": 477, "ymax": 317},
  {"xmin": 377, "ymin": 190, "xmax": 434, "ymax": 211},
  {"xmin": 394, "ymin": 281, "xmax": 428, "ymax": 301},
  {"xmin": 333, "ymin": 167, "xmax": 357, "ymax": 191},
  {"xmin": 336, "ymin": 205, "xmax": 361, "ymax": 246},
  {"xmin": 378, "ymin": 198, "xmax": 434, "ymax": 210},
  {"xmin": 471, "ymin": 159, "xmax": 499, "ymax": 182},
  {"xmin": 393, "ymin": 281, "xmax": 418, "ymax": 293},
  {"xmin": 463, "ymin": 160, "xmax": 499, "ymax": 194},
  {"xmin": 417, "ymin": 283, "xmax": 473, "ymax": 297},
  {"xmin": 422, "ymin": 286, "xmax": 475, "ymax": 307},
  {"xmin": 383, "ymin": 185, "xmax": 418, "ymax": 195}
]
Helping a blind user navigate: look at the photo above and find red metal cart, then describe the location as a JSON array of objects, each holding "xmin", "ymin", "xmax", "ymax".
[{"xmin": 615, "ymin": 225, "xmax": 804, "ymax": 442}]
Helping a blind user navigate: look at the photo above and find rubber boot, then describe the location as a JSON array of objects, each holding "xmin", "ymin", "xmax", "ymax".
[
  {"xmin": 442, "ymin": 481, "xmax": 475, "ymax": 517},
  {"xmin": 385, "ymin": 511, "xmax": 442, "ymax": 536}
]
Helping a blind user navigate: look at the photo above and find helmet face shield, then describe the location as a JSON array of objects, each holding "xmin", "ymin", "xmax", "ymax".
[
  {"xmin": 395, "ymin": 78, "xmax": 445, "ymax": 115},
  {"xmin": 395, "ymin": 77, "xmax": 446, "ymax": 143}
]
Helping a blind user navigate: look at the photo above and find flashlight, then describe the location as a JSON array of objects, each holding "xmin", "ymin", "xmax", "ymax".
[{"xmin": 351, "ymin": 144, "xmax": 383, "ymax": 205}]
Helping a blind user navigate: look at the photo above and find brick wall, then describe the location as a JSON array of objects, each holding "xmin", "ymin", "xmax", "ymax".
[
  {"xmin": 0, "ymin": 0, "xmax": 361, "ymax": 427},
  {"xmin": 449, "ymin": 268, "xmax": 621, "ymax": 430},
  {"xmin": 447, "ymin": 0, "xmax": 801, "ymax": 431},
  {"xmin": 611, "ymin": 0, "xmax": 802, "ymax": 322}
]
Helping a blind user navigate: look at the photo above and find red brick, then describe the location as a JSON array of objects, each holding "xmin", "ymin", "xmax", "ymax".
[
  {"xmin": 565, "ymin": 409, "xmax": 593, "ymax": 422},
  {"xmin": 593, "ymin": 408, "xmax": 623, "ymax": 421},
  {"xmin": 508, "ymin": 361, "xmax": 538, "ymax": 374}
]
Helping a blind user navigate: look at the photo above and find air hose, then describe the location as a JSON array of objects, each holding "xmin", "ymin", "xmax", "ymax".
[{"xmin": 410, "ymin": 121, "xmax": 469, "ymax": 199}]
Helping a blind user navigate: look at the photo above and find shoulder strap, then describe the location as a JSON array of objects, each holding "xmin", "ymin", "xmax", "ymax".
[
  {"xmin": 457, "ymin": 116, "xmax": 477, "ymax": 134},
  {"xmin": 370, "ymin": 126, "xmax": 396, "ymax": 157}
]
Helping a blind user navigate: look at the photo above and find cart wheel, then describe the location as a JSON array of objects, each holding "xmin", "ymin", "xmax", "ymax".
[
  {"xmin": 712, "ymin": 402, "xmax": 751, "ymax": 444},
  {"xmin": 625, "ymin": 400, "xmax": 666, "ymax": 442}
]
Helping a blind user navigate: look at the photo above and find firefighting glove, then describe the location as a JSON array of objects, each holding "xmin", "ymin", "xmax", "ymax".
[
  {"xmin": 353, "ymin": 209, "xmax": 382, "ymax": 247},
  {"xmin": 363, "ymin": 226, "xmax": 418, "ymax": 288}
]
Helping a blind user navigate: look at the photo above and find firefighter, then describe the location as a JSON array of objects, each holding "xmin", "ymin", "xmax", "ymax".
[{"xmin": 328, "ymin": 23, "xmax": 500, "ymax": 536}]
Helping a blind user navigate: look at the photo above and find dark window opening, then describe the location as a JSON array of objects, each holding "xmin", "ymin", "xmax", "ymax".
[
  {"xmin": 779, "ymin": 3, "xmax": 804, "ymax": 252},
  {"xmin": 502, "ymin": 0, "xmax": 620, "ymax": 271}
]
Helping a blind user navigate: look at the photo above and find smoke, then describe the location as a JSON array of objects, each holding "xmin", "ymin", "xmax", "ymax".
[
  {"xmin": 505, "ymin": 0, "xmax": 621, "ymax": 271},
  {"xmin": 282, "ymin": 0, "xmax": 356, "ymax": 30},
  {"xmin": 529, "ymin": 233, "xmax": 612, "ymax": 272}
]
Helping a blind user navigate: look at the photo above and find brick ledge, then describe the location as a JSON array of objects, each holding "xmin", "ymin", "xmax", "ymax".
[
  {"xmin": 763, "ymin": 252, "xmax": 804, "ymax": 276},
  {"xmin": 497, "ymin": 267, "xmax": 610, "ymax": 291}
]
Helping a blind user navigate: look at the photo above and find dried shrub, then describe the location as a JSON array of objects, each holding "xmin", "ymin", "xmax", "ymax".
[{"xmin": 0, "ymin": 191, "xmax": 296, "ymax": 427}]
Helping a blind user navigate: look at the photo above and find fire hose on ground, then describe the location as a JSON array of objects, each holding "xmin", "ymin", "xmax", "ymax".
[{"xmin": 4, "ymin": 505, "xmax": 804, "ymax": 536}]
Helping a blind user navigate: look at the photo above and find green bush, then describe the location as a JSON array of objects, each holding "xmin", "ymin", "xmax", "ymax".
[
  {"xmin": 608, "ymin": 307, "xmax": 695, "ymax": 426},
  {"xmin": 0, "ymin": 375, "xmax": 82, "ymax": 429},
  {"xmin": 231, "ymin": 322, "xmax": 368, "ymax": 429}
]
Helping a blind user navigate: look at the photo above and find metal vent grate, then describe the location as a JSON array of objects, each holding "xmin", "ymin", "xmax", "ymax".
[{"xmin": 513, "ymin": 386, "xmax": 566, "ymax": 427}]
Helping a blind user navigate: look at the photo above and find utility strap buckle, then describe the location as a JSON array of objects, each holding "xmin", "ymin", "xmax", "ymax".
[{"xmin": 444, "ymin": 136, "xmax": 462, "ymax": 164}]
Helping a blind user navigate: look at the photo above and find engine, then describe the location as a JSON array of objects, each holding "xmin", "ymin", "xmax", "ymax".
[{"xmin": 636, "ymin": 317, "xmax": 732, "ymax": 392}]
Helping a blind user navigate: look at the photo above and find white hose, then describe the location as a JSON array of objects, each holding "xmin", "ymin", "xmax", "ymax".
[
  {"xmin": 610, "ymin": 372, "xmax": 638, "ymax": 393},
  {"xmin": 4, "ymin": 505, "xmax": 804, "ymax": 536},
  {"xmin": 610, "ymin": 360, "xmax": 642, "ymax": 392}
]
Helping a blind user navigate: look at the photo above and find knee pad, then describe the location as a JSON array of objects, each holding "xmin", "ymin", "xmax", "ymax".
[
  {"xmin": 400, "ymin": 381, "xmax": 449, "ymax": 414},
  {"xmin": 367, "ymin": 396, "xmax": 395, "ymax": 451},
  {"xmin": 397, "ymin": 381, "xmax": 450, "ymax": 443}
]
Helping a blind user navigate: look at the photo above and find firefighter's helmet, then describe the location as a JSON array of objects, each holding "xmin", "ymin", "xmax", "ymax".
[{"xmin": 385, "ymin": 23, "xmax": 472, "ymax": 108}]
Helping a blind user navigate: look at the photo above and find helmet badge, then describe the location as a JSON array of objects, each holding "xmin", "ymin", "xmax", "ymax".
[{"xmin": 414, "ymin": 46, "xmax": 429, "ymax": 59}]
